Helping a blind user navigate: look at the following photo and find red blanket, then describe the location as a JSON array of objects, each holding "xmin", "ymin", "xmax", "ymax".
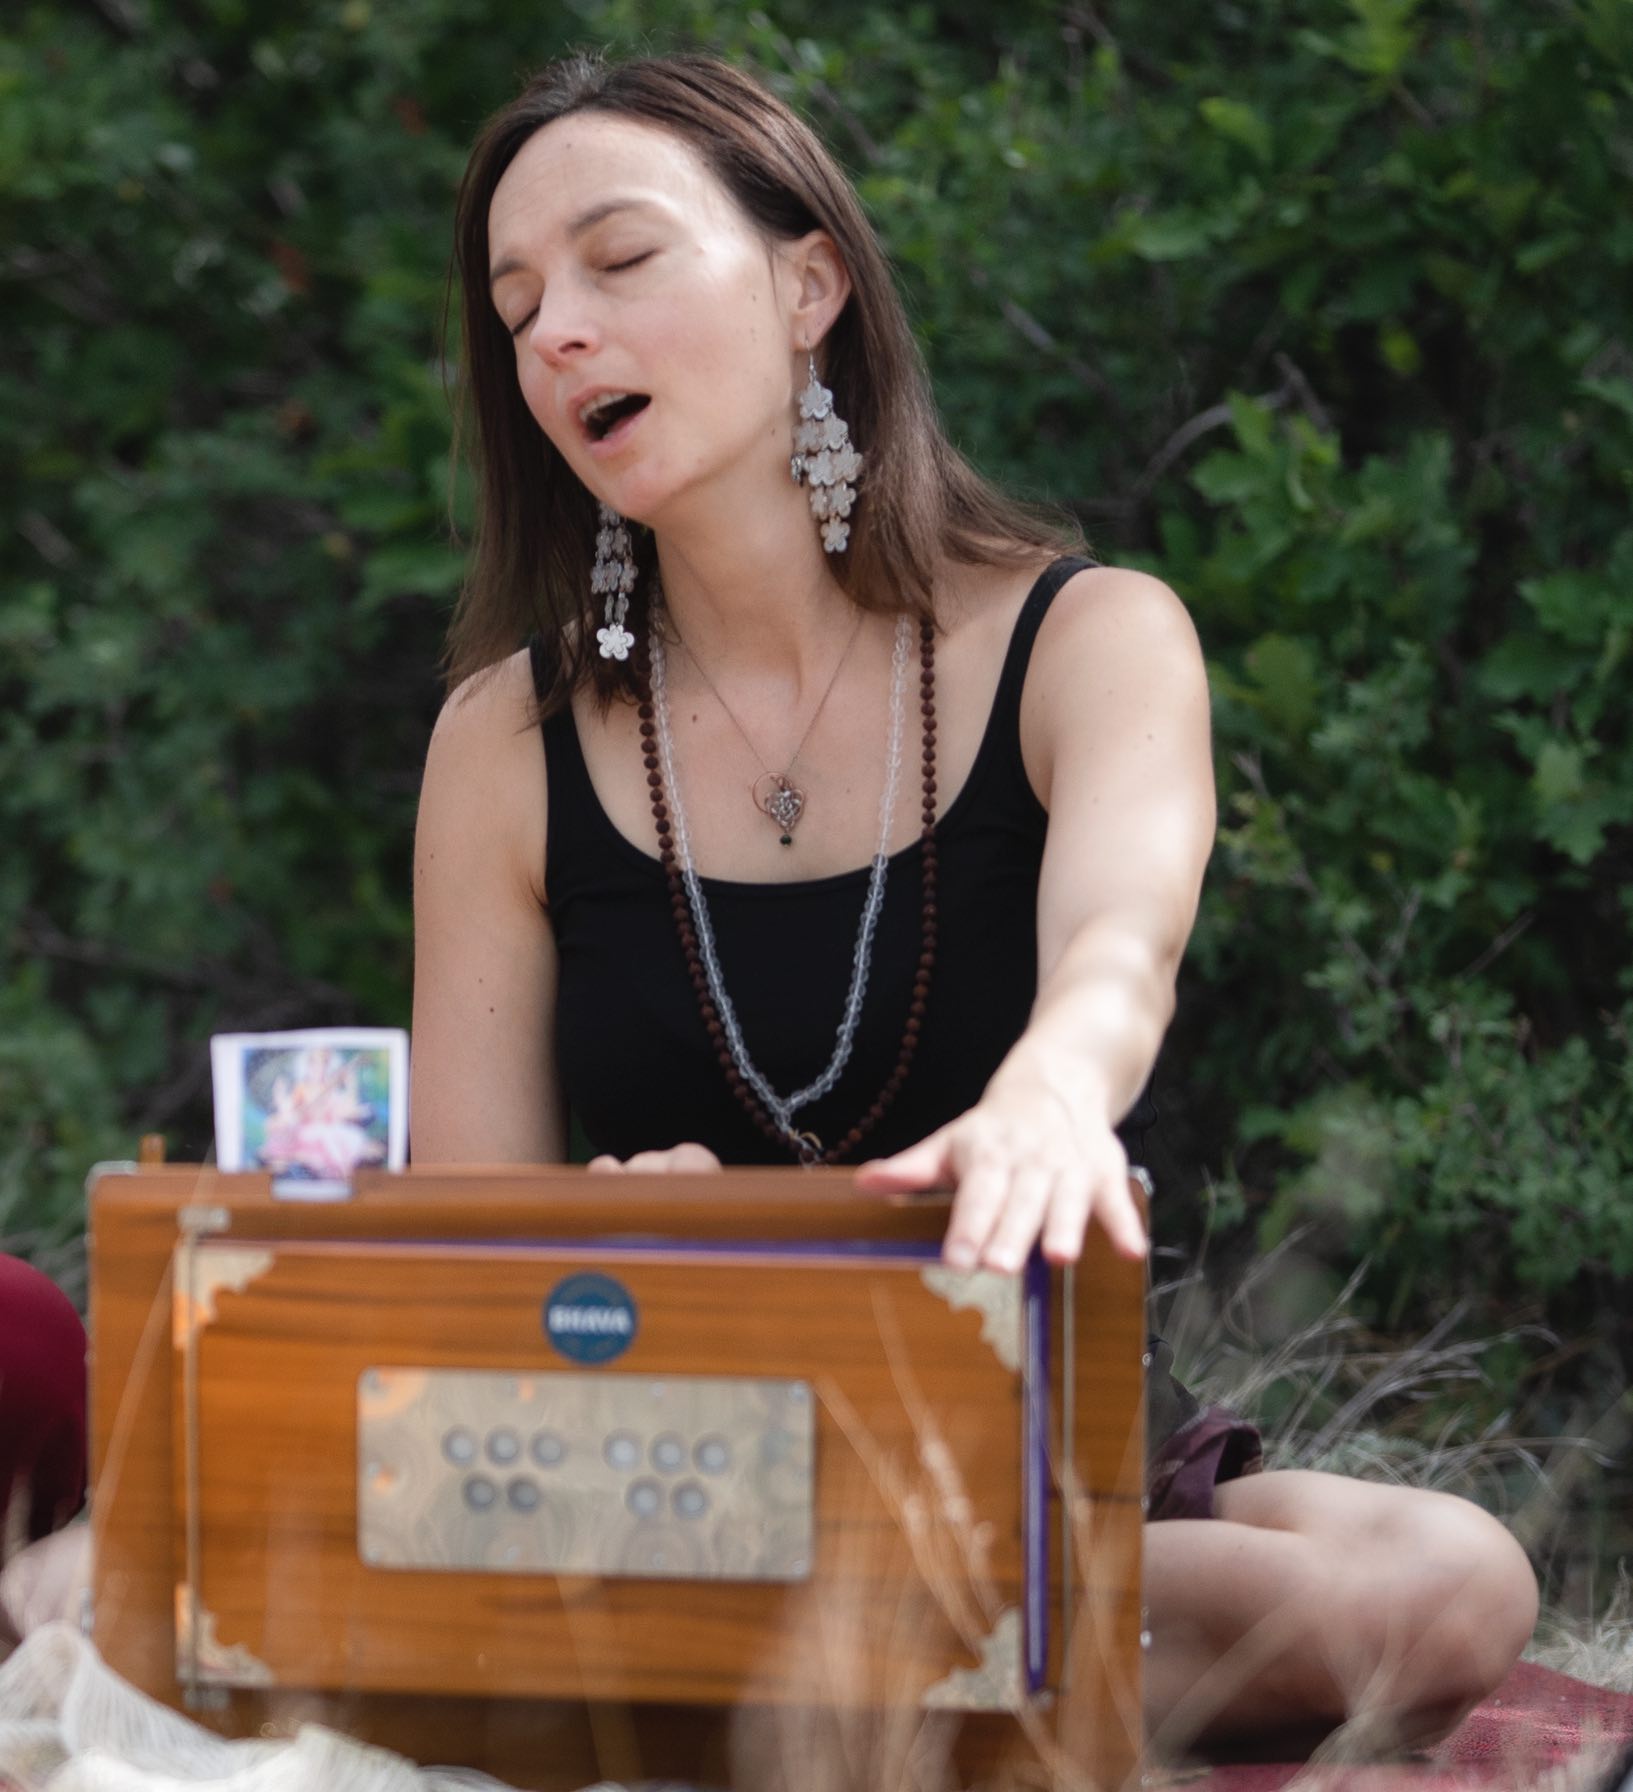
[{"xmin": 1170, "ymin": 1661, "xmax": 1633, "ymax": 1790}]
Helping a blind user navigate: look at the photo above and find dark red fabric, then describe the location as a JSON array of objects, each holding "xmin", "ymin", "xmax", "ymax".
[
  {"xmin": 1171, "ymin": 1661, "xmax": 1633, "ymax": 1790},
  {"xmin": 1148, "ymin": 1403, "xmax": 1266, "ymax": 1522},
  {"xmin": 0, "ymin": 1254, "xmax": 87, "ymax": 1561}
]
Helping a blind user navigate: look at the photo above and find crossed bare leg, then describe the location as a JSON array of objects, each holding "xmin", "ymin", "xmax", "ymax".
[{"xmin": 1144, "ymin": 1468, "xmax": 1540, "ymax": 1755}]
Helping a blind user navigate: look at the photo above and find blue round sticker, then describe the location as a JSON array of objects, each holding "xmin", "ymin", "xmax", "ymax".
[{"xmin": 543, "ymin": 1272, "xmax": 638, "ymax": 1364}]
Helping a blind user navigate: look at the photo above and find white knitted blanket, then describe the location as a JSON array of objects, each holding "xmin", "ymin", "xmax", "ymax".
[{"xmin": 0, "ymin": 1623, "xmax": 588, "ymax": 1792}]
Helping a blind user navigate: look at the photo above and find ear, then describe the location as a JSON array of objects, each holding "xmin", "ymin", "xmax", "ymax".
[{"xmin": 783, "ymin": 229, "xmax": 851, "ymax": 353}]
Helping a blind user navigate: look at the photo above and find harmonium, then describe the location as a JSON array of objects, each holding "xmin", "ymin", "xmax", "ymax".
[{"xmin": 87, "ymin": 1163, "xmax": 1147, "ymax": 1790}]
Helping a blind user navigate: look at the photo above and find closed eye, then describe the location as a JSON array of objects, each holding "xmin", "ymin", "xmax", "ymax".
[{"xmin": 505, "ymin": 253, "xmax": 652, "ymax": 340}]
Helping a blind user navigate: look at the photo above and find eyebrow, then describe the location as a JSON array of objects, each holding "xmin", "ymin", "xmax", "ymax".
[{"xmin": 488, "ymin": 199, "xmax": 660, "ymax": 288}]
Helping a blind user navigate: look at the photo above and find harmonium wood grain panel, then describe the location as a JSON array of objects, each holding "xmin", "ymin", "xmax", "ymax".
[{"xmin": 90, "ymin": 1166, "xmax": 1146, "ymax": 1790}]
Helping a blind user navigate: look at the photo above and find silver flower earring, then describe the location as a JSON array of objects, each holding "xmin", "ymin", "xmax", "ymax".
[
  {"xmin": 790, "ymin": 353, "xmax": 863, "ymax": 553},
  {"xmin": 592, "ymin": 502, "xmax": 637, "ymax": 661}
]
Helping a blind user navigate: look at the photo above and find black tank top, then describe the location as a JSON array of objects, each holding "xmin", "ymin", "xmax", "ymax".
[{"xmin": 535, "ymin": 555, "xmax": 1159, "ymax": 1164}]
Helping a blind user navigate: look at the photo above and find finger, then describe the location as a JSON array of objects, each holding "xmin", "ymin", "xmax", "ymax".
[
  {"xmin": 587, "ymin": 1155, "xmax": 624, "ymax": 1173},
  {"xmin": 853, "ymin": 1129, "xmax": 954, "ymax": 1192},
  {"xmin": 621, "ymin": 1150, "xmax": 678, "ymax": 1173},
  {"xmin": 981, "ymin": 1163, "xmax": 1055, "ymax": 1274},
  {"xmin": 1041, "ymin": 1171, "xmax": 1093, "ymax": 1265},
  {"xmin": 667, "ymin": 1142, "xmax": 722, "ymax": 1172},
  {"xmin": 619, "ymin": 1144, "xmax": 723, "ymax": 1174},
  {"xmin": 1098, "ymin": 1170, "xmax": 1149, "ymax": 1258},
  {"xmin": 942, "ymin": 1150, "xmax": 1010, "ymax": 1269},
  {"xmin": 1087, "ymin": 1142, "xmax": 1146, "ymax": 1257}
]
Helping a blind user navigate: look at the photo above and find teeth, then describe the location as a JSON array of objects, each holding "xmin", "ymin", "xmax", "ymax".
[{"xmin": 580, "ymin": 391, "xmax": 631, "ymax": 424}]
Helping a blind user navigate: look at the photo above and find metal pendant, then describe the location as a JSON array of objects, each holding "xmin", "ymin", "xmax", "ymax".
[{"xmin": 753, "ymin": 774, "xmax": 806, "ymax": 846}]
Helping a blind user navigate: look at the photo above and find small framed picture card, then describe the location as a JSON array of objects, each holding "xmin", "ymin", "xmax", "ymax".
[{"xmin": 211, "ymin": 1027, "xmax": 409, "ymax": 1200}]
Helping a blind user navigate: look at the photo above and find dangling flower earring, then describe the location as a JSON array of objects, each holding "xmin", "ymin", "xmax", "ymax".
[
  {"xmin": 592, "ymin": 502, "xmax": 637, "ymax": 660},
  {"xmin": 790, "ymin": 352, "xmax": 863, "ymax": 553}
]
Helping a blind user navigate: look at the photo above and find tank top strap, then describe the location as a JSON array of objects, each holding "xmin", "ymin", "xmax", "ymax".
[
  {"xmin": 528, "ymin": 636, "xmax": 608, "ymax": 901},
  {"xmin": 981, "ymin": 553, "xmax": 1099, "ymax": 802}
]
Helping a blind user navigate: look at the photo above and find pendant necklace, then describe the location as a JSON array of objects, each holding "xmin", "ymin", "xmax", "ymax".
[{"xmin": 665, "ymin": 598, "xmax": 864, "ymax": 845}]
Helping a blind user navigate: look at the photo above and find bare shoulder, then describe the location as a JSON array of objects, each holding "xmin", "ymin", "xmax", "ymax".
[
  {"xmin": 1025, "ymin": 564, "xmax": 1207, "ymax": 720},
  {"xmin": 935, "ymin": 553, "xmax": 1198, "ymax": 658},
  {"xmin": 1035, "ymin": 564, "xmax": 1203, "ymax": 667},
  {"xmin": 1020, "ymin": 565, "xmax": 1211, "ymax": 800},
  {"xmin": 419, "ymin": 646, "xmax": 548, "ymax": 903},
  {"xmin": 431, "ymin": 645, "xmax": 540, "ymax": 755}
]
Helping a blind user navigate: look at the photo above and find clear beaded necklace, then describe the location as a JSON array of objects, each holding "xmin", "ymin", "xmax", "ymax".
[{"xmin": 647, "ymin": 606, "xmax": 912, "ymax": 1152}]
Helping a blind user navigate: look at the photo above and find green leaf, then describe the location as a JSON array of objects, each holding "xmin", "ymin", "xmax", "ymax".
[
  {"xmin": 1378, "ymin": 323, "xmax": 1421, "ymax": 376},
  {"xmin": 1198, "ymin": 97, "xmax": 1272, "ymax": 164},
  {"xmin": 1515, "ymin": 234, "xmax": 1580, "ymax": 274},
  {"xmin": 1576, "ymin": 376, "xmax": 1633, "ymax": 431},
  {"xmin": 1244, "ymin": 632, "xmax": 1321, "ymax": 737},
  {"xmin": 1126, "ymin": 209, "xmax": 1215, "ymax": 262},
  {"xmin": 1531, "ymin": 739, "xmax": 1585, "ymax": 805},
  {"xmin": 357, "ymin": 542, "xmax": 467, "ymax": 608}
]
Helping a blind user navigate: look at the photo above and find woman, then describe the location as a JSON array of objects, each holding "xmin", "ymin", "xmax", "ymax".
[{"xmin": 411, "ymin": 51, "xmax": 1537, "ymax": 1750}]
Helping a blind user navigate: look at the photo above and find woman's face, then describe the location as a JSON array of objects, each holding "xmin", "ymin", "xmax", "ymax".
[{"xmin": 487, "ymin": 112, "xmax": 808, "ymax": 525}]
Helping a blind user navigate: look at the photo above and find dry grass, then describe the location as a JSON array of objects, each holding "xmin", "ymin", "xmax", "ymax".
[{"xmin": 1530, "ymin": 1566, "xmax": 1633, "ymax": 1696}]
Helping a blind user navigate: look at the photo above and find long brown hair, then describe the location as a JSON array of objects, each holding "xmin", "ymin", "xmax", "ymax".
[{"xmin": 446, "ymin": 51, "xmax": 1081, "ymax": 708}]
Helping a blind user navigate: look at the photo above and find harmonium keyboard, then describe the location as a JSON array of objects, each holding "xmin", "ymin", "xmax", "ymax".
[{"xmin": 87, "ymin": 1164, "xmax": 1147, "ymax": 1790}]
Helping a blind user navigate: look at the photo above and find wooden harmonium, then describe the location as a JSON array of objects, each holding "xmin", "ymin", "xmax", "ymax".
[{"xmin": 88, "ymin": 1166, "xmax": 1146, "ymax": 1790}]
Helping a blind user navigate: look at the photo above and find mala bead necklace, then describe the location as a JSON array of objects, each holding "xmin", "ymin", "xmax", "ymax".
[{"xmin": 638, "ymin": 608, "xmax": 939, "ymax": 1166}]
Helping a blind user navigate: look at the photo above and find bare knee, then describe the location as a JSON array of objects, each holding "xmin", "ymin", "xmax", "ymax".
[
  {"xmin": 1345, "ymin": 1487, "xmax": 1538, "ymax": 1744},
  {"xmin": 1153, "ymin": 1471, "xmax": 1536, "ymax": 1751},
  {"xmin": 1212, "ymin": 1471, "xmax": 1539, "ymax": 1744}
]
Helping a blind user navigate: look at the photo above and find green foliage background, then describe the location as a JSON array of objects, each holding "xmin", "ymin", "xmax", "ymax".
[{"xmin": 4, "ymin": 0, "xmax": 1630, "ymax": 1544}]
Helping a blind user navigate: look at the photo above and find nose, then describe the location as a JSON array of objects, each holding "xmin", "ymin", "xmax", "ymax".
[{"xmin": 524, "ymin": 286, "xmax": 599, "ymax": 369}]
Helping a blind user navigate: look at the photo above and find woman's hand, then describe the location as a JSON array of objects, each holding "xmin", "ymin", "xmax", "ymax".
[
  {"xmin": 854, "ymin": 1069, "xmax": 1147, "ymax": 1273},
  {"xmin": 587, "ymin": 1143, "xmax": 723, "ymax": 1173}
]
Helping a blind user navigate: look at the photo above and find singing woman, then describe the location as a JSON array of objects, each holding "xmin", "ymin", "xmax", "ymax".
[{"xmin": 411, "ymin": 51, "xmax": 1537, "ymax": 1748}]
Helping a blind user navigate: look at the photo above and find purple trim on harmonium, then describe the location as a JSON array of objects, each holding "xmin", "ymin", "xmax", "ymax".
[
  {"xmin": 366, "ymin": 1236, "xmax": 948, "ymax": 1261},
  {"xmin": 1024, "ymin": 1248, "xmax": 1050, "ymax": 1693}
]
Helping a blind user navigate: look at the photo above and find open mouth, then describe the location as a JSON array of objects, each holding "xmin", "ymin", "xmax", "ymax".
[{"xmin": 579, "ymin": 391, "xmax": 651, "ymax": 444}]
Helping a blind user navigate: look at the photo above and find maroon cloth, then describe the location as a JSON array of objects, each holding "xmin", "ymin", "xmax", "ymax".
[
  {"xmin": 1148, "ymin": 1402, "xmax": 1265, "ymax": 1522},
  {"xmin": 1168, "ymin": 1661, "xmax": 1633, "ymax": 1789},
  {"xmin": 0, "ymin": 1255, "xmax": 87, "ymax": 1560},
  {"xmin": 1145, "ymin": 1336, "xmax": 1264, "ymax": 1521}
]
